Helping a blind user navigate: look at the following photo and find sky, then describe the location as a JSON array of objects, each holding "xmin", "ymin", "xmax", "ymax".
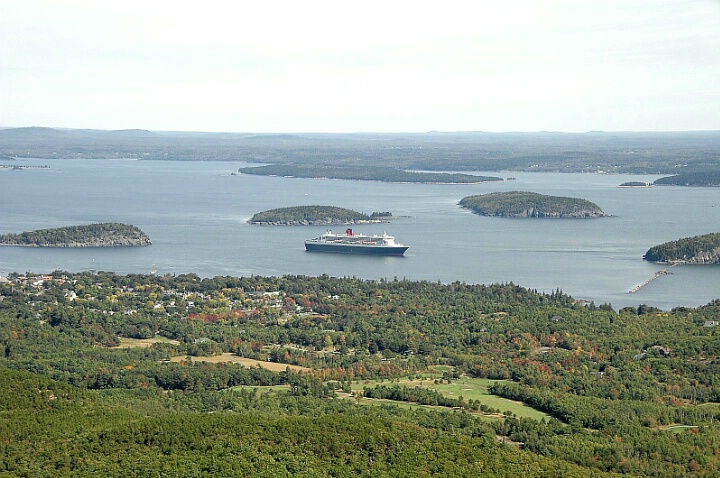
[{"xmin": 2, "ymin": 0, "xmax": 719, "ymax": 133}]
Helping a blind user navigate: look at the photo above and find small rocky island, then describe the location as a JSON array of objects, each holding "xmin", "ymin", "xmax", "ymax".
[
  {"xmin": 248, "ymin": 206, "xmax": 393, "ymax": 225},
  {"xmin": 644, "ymin": 232, "xmax": 720, "ymax": 264},
  {"xmin": 459, "ymin": 191, "xmax": 607, "ymax": 218},
  {"xmin": 0, "ymin": 223, "xmax": 152, "ymax": 247}
]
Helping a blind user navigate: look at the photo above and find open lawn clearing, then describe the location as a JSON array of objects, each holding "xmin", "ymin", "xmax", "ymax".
[
  {"xmin": 351, "ymin": 376, "xmax": 549, "ymax": 420},
  {"xmin": 428, "ymin": 365, "xmax": 453, "ymax": 373},
  {"xmin": 169, "ymin": 353, "xmax": 310, "ymax": 372},
  {"xmin": 660, "ymin": 425, "xmax": 700, "ymax": 433},
  {"xmin": 339, "ymin": 393, "xmax": 506, "ymax": 420},
  {"xmin": 115, "ymin": 336, "xmax": 180, "ymax": 348},
  {"xmin": 229, "ymin": 384, "xmax": 291, "ymax": 393}
]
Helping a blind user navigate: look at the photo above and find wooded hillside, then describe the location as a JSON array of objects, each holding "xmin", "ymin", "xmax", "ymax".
[
  {"xmin": 2, "ymin": 271, "xmax": 720, "ymax": 475},
  {"xmin": 654, "ymin": 171, "xmax": 720, "ymax": 186}
]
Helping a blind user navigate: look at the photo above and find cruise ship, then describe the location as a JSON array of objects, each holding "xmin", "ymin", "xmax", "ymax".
[{"xmin": 305, "ymin": 229, "xmax": 409, "ymax": 255}]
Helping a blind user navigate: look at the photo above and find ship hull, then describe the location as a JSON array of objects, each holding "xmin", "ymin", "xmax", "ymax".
[{"xmin": 305, "ymin": 242, "xmax": 408, "ymax": 255}]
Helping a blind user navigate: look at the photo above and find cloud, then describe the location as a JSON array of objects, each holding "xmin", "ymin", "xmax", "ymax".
[{"xmin": 2, "ymin": 0, "xmax": 719, "ymax": 132}]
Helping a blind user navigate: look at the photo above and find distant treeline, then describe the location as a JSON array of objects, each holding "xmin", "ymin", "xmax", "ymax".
[
  {"xmin": 644, "ymin": 232, "xmax": 720, "ymax": 263},
  {"xmin": 459, "ymin": 191, "xmax": 606, "ymax": 218},
  {"xmin": 0, "ymin": 223, "xmax": 151, "ymax": 247},
  {"xmin": 3, "ymin": 127, "xmax": 720, "ymax": 174},
  {"xmin": 238, "ymin": 164, "xmax": 501, "ymax": 183}
]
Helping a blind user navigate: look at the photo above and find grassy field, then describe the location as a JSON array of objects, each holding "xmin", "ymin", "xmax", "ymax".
[
  {"xmin": 224, "ymin": 361, "xmax": 549, "ymax": 420},
  {"xmin": 169, "ymin": 353, "xmax": 311, "ymax": 372},
  {"xmin": 230, "ymin": 384, "xmax": 291, "ymax": 393},
  {"xmin": 158, "ymin": 355, "xmax": 545, "ymax": 420},
  {"xmin": 349, "ymin": 375, "xmax": 550, "ymax": 421},
  {"xmin": 115, "ymin": 336, "xmax": 180, "ymax": 348}
]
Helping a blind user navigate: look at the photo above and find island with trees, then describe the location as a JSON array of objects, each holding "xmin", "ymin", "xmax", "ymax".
[
  {"xmin": 0, "ymin": 223, "xmax": 151, "ymax": 247},
  {"xmin": 238, "ymin": 164, "xmax": 503, "ymax": 183},
  {"xmin": 653, "ymin": 170, "xmax": 720, "ymax": 187},
  {"xmin": 459, "ymin": 191, "xmax": 607, "ymax": 218},
  {"xmin": 2, "ymin": 270, "xmax": 720, "ymax": 475},
  {"xmin": 619, "ymin": 181, "xmax": 652, "ymax": 187},
  {"xmin": 653, "ymin": 171, "xmax": 720, "ymax": 187},
  {"xmin": 248, "ymin": 206, "xmax": 393, "ymax": 225},
  {"xmin": 643, "ymin": 232, "xmax": 720, "ymax": 264}
]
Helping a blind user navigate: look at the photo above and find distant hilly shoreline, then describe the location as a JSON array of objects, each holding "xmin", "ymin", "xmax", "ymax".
[{"xmin": 2, "ymin": 127, "xmax": 720, "ymax": 174}]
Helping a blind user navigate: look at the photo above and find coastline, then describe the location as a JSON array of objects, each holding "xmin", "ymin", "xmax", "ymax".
[
  {"xmin": 248, "ymin": 219, "xmax": 391, "ymax": 226},
  {"xmin": 0, "ymin": 242, "xmax": 151, "ymax": 248}
]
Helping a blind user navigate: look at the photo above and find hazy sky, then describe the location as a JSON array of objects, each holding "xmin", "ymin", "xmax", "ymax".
[{"xmin": 2, "ymin": 0, "xmax": 719, "ymax": 133}]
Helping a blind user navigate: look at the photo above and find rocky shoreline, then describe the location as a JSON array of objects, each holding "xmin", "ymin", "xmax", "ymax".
[
  {"xmin": 1, "ymin": 237, "xmax": 152, "ymax": 247},
  {"xmin": 248, "ymin": 219, "xmax": 388, "ymax": 226},
  {"xmin": 664, "ymin": 252, "xmax": 720, "ymax": 265},
  {"xmin": 459, "ymin": 192, "xmax": 607, "ymax": 219},
  {"xmin": 643, "ymin": 232, "xmax": 720, "ymax": 264},
  {"xmin": 488, "ymin": 208, "xmax": 606, "ymax": 218},
  {"xmin": 0, "ymin": 223, "xmax": 152, "ymax": 247}
]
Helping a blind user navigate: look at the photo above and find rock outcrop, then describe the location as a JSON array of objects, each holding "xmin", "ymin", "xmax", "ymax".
[
  {"xmin": 668, "ymin": 250, "xmax": 720, "ymax": 265},
  {"xmin": 249, "ymin": 219, "xmax": 385, "ymax": 226},
  {"xmin": 504, "ymin": 207, "xmax": 605, "ymax": 218},
  {"xmin": 643, "ymin": 233, "xmax": 720, "ymax": 264}
]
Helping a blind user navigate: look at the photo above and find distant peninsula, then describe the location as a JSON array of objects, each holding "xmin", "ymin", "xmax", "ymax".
[
  {"xmin": 238, "ymin": 164, "xmax": 502, "ymax": 184},
  {"xmin": 0, "ymin": 223, "xmax": 152, "ymax": 247},
  {"xmin": 459, "ymin": 191, "xmax": 607, "ymax": 218},
  {"xmin": 653, "ymin": 171, "xmax": 720, "ymax": 187},
  {"xmin": 248, "ymin": 206, "xmax": 392, "ymax": 225},
  {"xmin": 643, "ymin": 232, "xmax": 720, "ymax": 264}
]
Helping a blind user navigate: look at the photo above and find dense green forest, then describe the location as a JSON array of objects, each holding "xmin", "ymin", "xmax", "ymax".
[
  {"xmin": 0, "ymin": 223, "xmax": 151, "ymax": 247},
  {"xmin": 3, "ymin": 127, "xmax": 720, "ymax": 174},
  {"xmin": 654, "ymin": 171, "xmax": 720, "ymax": 186},
  {"xmin": 3, "ymin": 271, "xmax": 720, "ymax": 476},
  {"xmin": 238, "ymin": 164, "xmax": 502, "ymax": 183},
  {"xmin": 459, "ymin": 192, "xmax": 606, "ymax": 218},
  {"xmin": 0, "ymin": 369, "xmax": 605, "ymax": 477},
  {"xmin": 644, "ymin": 232, "xmax": 720, "ymax": 264},
  {"xmin": 248, "ymin": 206, "xmax": 390, "ymax": 225}
]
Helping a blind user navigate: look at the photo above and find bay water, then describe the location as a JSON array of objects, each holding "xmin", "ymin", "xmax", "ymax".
[{"xmin": 2, "ymin": 158, "xmax": 719, "ymax": 310}]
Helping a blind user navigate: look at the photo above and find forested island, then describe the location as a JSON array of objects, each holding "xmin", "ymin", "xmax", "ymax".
[
  {"xmin": 644, "ymin": 232, "xmax": 720, "ymax": 264},
  {"xmin": 0, "ymin": 223, "xmax": 151, "ymax": 247},
  {"xmin": 248, "ymin": 206, "xmax": 392, "ymax": 225},
  {"xmin": 619, "ymin": 181, "xmax": 652, "ymax": 187},
  {"xmin": 238, "ymin": 164, "xmax": 502, "ymax": 183},
  {"xmin": 653, "ymin": 171, "xmax": 720, "ymax": 186},
  {"xmin": 459, "ymin": 191, "xmax": 607, "ymax": 218},
  {"xmin": 2, "ymin": 271, "xmax": 720, "ymax": 476}
]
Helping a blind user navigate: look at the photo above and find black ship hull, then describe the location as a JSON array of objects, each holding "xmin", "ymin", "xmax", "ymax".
[{"xmin": 305, "ymin": 242, "xmax": 408, "ymax": 255}]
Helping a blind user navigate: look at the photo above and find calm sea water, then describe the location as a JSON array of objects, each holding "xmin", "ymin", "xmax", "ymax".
[{"xmin": 2, "ymin": 158, "xmax": 719, "ymax": 310}]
